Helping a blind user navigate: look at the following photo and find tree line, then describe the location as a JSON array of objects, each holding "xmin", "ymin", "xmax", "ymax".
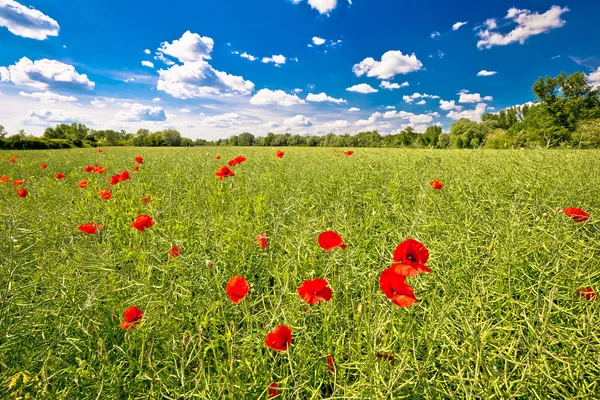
[{"xmin": 1, "ymin": 71, "xmax": 599, "ymax": 150}]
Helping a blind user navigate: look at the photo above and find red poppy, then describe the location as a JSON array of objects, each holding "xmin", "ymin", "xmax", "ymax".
[
  {"xmin": 78, "ymin": 223, "xmax": 102, "ymax": 235},
  {"xmin": 379, "ymin": 267, "xmax": 417, "ymax": 308},
  {"xmin": 563, "ymin": 208, "xmax": 590, "ymax": 223},
  {"xmin": 119, "ymin": 170, "xmax": 130, "ymax": 182},
  {"xmin": 135, "ymin": 156, "xmax": 144, "ymax": 164},
  {"xmin": 318, "ymin": 231, "xmax": 347, "ymax": 251},
  {"xmin": 265, "ymin": 325, "xmax": 292, "ymax": 352},
  {"xmin": 376, "ymin": 353, "xmax": 394, "ymax": 364},
  {"xmin": 97, "ymin": 189, "xmax": 112, "ymax": 200},
  {"xmin": 576, "ymin": 287, "xmax": 597, "ymax": 301},
  {"xmin": 0, "ymin": 176, "xmax": 10, "ymax": 183},
  {"xmin": 268, "ymin": 383, "xmax": 281, "ymax": 398},
  {"xmin": 93, "ymin": 164, "xmax": 106, "ymax": 174},
  {"xmin": 16, "ymin": 189, "xmax": 28, "ymax": 198},
  {"xmin": 55, "ymin": 173, "xmax": 66, "ymax": 179},
  {"xmin": 119, "ymin": 306, "xmax": 143, "ymax": 330},
  {"xmin": 343, "ymin": 151, "xmax": 354, "ymax": 156},
  {"xmin": 109, "ymin": 174, "xmax": 120, "ymax": 185},
  {"xmin": 297, "ymin": 278, "xmax": 333, "ymax": 305},
  {"xmin": 12, "ymin": 179, "xmax": 25, "ymax": 186},
  {"xmin": 141, "ymin": 195, "xmax": 151, "ymax": 204},
  {"xmin": 256, "ymin": 233, "xmax": 268, "ymax": 249},
  {"xmin": 216, "ymin": 155, "xmax": 221, "ymax": 160},
  {"xmin": 84, "ymin": 165, "xmax": 94, "ymax": 173},
  {"xmin": 168, "ymin": 246, "xmax": 180, "ymax": 258},
  {"xmin": 392, "ymin": 238, "xmax": 430, "ymax": 276},
  {"xmin": 9, "ymin": 156, "xmax": 16, "ymax": 163},
  {"xmin": 216, "ymin": 166, "xmax": 235, "ymax": 180},
  {"xmin": 40, "ymin": 163, "xmax": 47, "ymax": 169},
  {"xmin": 131, "ymin": 214, "xmax": 154, "ymax": 232},
  {"xmin": 226, "ymin": 276, "xmax": 249, "ymax": 304},
  {"xmin": 430, "ymin": 180, "xmax": 443, "ymax": 190},
  {"xmin": 132, "ymin": 165, "xmax": 141, "ymax": 171},
  {"xmin": 327, "ymin": 355, "xmax": 334, "ymax": 375},
  {"xmin": 78, "ymin": 180, "xmax": 89, "ymax": 188},
  {"xmin": 276, "ymin": 150, "xmax": 285, "ymax": 159},
  {"xmin": 97, "ymin": 148, "xmax": 103, "ymax": 153},
  {"xmin": 228, "ymin": 155, "xmax": 247, "ymax": 167}
]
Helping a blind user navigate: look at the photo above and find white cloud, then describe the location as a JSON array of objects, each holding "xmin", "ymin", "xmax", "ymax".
[
  {"xmin": 447, "ymin": 103, "xmax": 488, "ymax": 122},
  {"xmin": 416, "ymin": 100, "xmax": 426, "ymax": 105},
  {"xmin": 355, "ymin": 112, "xmax": 382, "ymax": 126},
  {"xmin": 320, "ymin": 119, "xmax": 350, "ymax": 130},
  {"xmin": 458, "ymin": 91, "xmax": 493, "ymax": 103},
  {"xmin": 380, "ymin": 80, "xmax": 409, "ymax": 90},
  {"xmin": 385, "ymin": 106, "xmax": 395, "ymax": 109},
  {"xmin": 141, "ymin": 60, "xmax": 154, "ymax": 68},
  {"xmin": 346, "ymin": 83, "xmax": 378, "ymax": 93},
  {"xmin": 250, "ymin": 88, "xmax": 306, "ymax": 106},
  {"xmin": 262, "ymin": 55, "xmax": 286, "ymax": 65},
  {"xmin": 284, "ymin": 114, "xmax": 312, "ymax": 127},
  {"xmin": 90, "ymin": 98, "xmax": 116, "ymax": 108},
  {"xmin": 402, "ymin": 92, "xmax": 439, "ymax": 103},
  {"xmin": 348, "ymin": 107, "xmax": 360, "ymax": 112},
  {"xmin": 589, "ymin": 67, "xmax": 600, "ymax": 88},
  {"xmin": 477, "ymin": 6, "xmax": 569, "ymax": 49},
  {"xmin": 430, "ymin": 31, "xmax": 440, "ymax": 39},
  {"xmin": 439, "ymin": 99, "xmax": 462, "ymax": 111},
  {"xmin": 19, "ymin": 90, "xmax": 77, "ymax": 103},
  {"xmin": 353, "ymin": 50, "xmax": 423, "ymax": 79},
  {"xmin": 0, "ymin": 0, "xmax": 59, "ymax": 40},
  {"xmin": 382, "ymin": 110, "xmax": 436, "ymax": 124},
  {"xmin": 25, "ymin": 109, "xmax": 96, "ymax": 125},
  {"xmin": 180, "ymin": 108, "xmax": 191, "ymax": 113},
  {"xmin": 293, "ymin": 0, "xmax": 337, "ymax": 14},
  {"xmin": 152, "ymin": 97, "xmax": 161, "ymax": 102},
  {"xmin": 157, "ymin": 30, "xmax": 214, "ymax": 63},
  {"xmin": 484, "ymin": 19, "xmax": 497, "ymax": 30},
  {"xmin": 312, "ymin": 36, "xmax": 326, "ymax": 45},
  {"xmin": 0, "ymin": 57, "xmax": 95, "ymax": 90},
  {"xmin": 202, "ymin": 113, "xmax": 240, "ymax": 127},
  {"xmin": 144, "ymin": 49, "xmax": 151, "ymax": 55},
  {"xmin": 306, "ymin": 92, "xmax": 346, "ymax": 104},
  {"xmin": 477, "ymin": 70, "xmax": 497, "ymax": 76},
  {"xmin": 452, "ymin": 21, "xmax": 468, "ymax": 31},
  {"xmin": 115, "ymin": 103, "xmax": 167, "ymax": 122},
  {"xmin": 240, "ymin": 52, "xmax": 257, "ymax": 61},
  {"xmin": 293, "ymin": 88, "xmax": 303, "ymax": 93}
]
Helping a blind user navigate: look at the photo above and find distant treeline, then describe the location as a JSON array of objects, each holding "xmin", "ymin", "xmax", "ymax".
[{"xmin": 1, "ymin": 71, "xmax": 599, "ymax": 150}]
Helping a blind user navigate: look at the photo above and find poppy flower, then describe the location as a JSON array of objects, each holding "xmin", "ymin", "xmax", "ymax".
[
  {"xmin": 376, "ymin": 353, "xmax": 394, "ymax": 364},
  {"xmin": 268, "ymin": 383, "xmax": 281, "ymax": 398},
  {"xmin": 563, "ymin": 208, "xmax": 590, "ymax": 223},
  {"xmin": 392, "ymin": 238, "xmax": 430, "ymax": 276},
  {"xmin": 297, "ymin": 278, "xmax": 333, "ymax": 305},
  {"xmin": 109, "ymin": 174, "xmax": 120, "ymax": 185},
  {"xmin": 119, "ymin": 170, "xmax": 130, "ymax": 182},
  {"xmin": 84, "ymin": 165, "xmax": 94, "ymax": 172},
  {"xmin": 576, "ymin": 287, "xmax": 597, "ymax": 301},
  {"xmin": 276, "ymin": 150, "xmax": 285, "ymax": 159},
  {"xmin": 228, "ymin": 155, "xmax": 247, "ymax": 167},
  {"xmin": 0, "ymin": 176, "xmax": 10, "ymax": 183},
  {"xmin": 93, "ymin": 165, "xmax": 106, "ymax": 174},
  {"xmin": 135, "ymin": 156, "xmax": 144, "ymax": 164},
  {"xmin": 56, "ymin": 173, "xmax": 66, "ymax": 180},
  {"xmin": 343, "ymin": 151, "xmax": 354, "ymax": 156},
  {"xmin": 265, "ymin": 325, "xmax": 292, "ymax": 352},
  {"xmin": 97, "ymin": 189, "xmax": 112, "ymax": 200},
  {"xmin": 256, "ymin": 233, "xmax": 268, "ymax": 249},
  {"xmin": 327, "ymin": 355, "xmax": 335, "ymax": 375},
  {"xmin": 216, "ymin": 166, "xmax": 235, "ymax": 180},
  {"xmin": 97, "ymin": 148, "xmax": 103, "ymax": 153},
  {"xmin": 40, "ymin": 164, "xmax": 47, "ymax": 169},
  {"xmin": 131, "ymin": 214, "xmax": 154, "ymax": 232},
  {"xmin": 430, "ymin": 180, "xmax": 443, "ymax": 190},
  {"xmin": 132, "ymin": 165, "xmax": 141, "ymax": 171},
  {"xmin": 12, "ymin": 179, "xmax": 25, "ymax": 186},
  {"xmin": 119, "ymin": 306, "xmax": 143, "ymax": 330},
  {"xmin": 226, "ymin": 276, "xmax": 249, "ymax": 304},
  {"xmin": 379, "ymin": 267, "xmax": 417, "ymax": 308},
  {"xmin": 16, "ymin": 189, "xmax": 28, "ymax": 198},
  {"xmin": 9, "ymin": 156, "xmax": 16, "ymax": 163},
  {"xmin": 78, "ymin": 180, "xmax": 89, "ymax": 188},
  {"xmin": 168, "ymin": 246, "xmax": 180, "ymax": 258},
  {"xmin": 216, "ymin": 155, "xmax": 221, "ymax": 160},
  {"xmin": 318, "ymin": 231, "xmax": 347, "ymax": 251},
  {"xmin": 78, "ymin": 223, "xmax": 102, "ymax": 235},
  {"xmin": 141, "ymin": 195, "xmax": 151, "ymax": 204}
]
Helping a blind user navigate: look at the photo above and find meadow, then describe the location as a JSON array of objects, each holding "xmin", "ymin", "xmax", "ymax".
[{"xmin": 1, "ymin": 147, "xmax": 599, "ymax": 399}]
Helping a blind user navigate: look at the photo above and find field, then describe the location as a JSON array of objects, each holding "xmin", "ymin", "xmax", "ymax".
[{"xmin": 1, "ymin": 147, "xmax": 599, "ymax": 399}]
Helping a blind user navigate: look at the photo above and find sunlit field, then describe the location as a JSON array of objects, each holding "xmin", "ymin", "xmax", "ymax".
[{"xmin": 1, "ymin": 147, "xmax": 599, "ymax": 399}]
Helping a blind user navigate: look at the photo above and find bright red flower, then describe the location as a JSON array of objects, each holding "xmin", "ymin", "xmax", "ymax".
[
  {"xmin": 268, "ymin": 383, "xmax": 281, "ymax": 398},
  {"xmin": 132, "ymin": 165, "xmax": 141, "ymax": 171},
  {"xmin": 276, "ymin": 150, "xmax": 285, "ymax": 159},
  {"xmin": 16, "ymin": 189, "xmax": 28, "ymax": 198},
  {"xmin": 0, "ymin": 176, "xmax": 10, "ymax": 183},
  {"xmin": 576, "ymin": 287, "xmax": 597, "ymax": 301},
  {"xmin": 119, "ymin": 306, "xmax": 143, "ymax": 330},
  {"xmin": 131, "ymin": 214, "xmax": 154, "ymax": 232},
  {"xmin": 226, "ymin": 276, "xmax": 249, "ymax": 304},
  {"xmin": 97, "ymin": 189, "xmax": 112, "ymax": 200},
  {"xmin": 256, "ymin": 233, "xmax": 268, "ymax": 249},
  {"xmin": 318, "ymin": 231, "xmax": 346, "ymax": 251},
  {"xmin": 563, "ymin": 208, "xmax": 590, "ymax": 223},
  {"xmin": 78, "ymin": 223, "xmax": 102, "ymax": 235},
  {"xmin": 109, "ymin": 174, "xmax": 120, "ymax": 185},
  {"xmin": 135, "ymin": 156, "xmax": 144, "ymax": 164},
  {"xmin": 392, "ymin": 238, "xmax": 430, "ymax": 276},
  {"xmin": 297, "ymin": 278, "xmax": 333, "ymax": 305},
  {"xmin": 119, "ymin": 170, "xmax": 130, "ymax": 182},
  {"xmin": 9, "ymin": 156, "xmax": 16, "ymax": 163},
  {"xmin": 141, "ymin": 194, "xmax": 151, "ymax": 204},
  {"xmin": 40, "ymin": 163, "xmax": 47, "ymax": 169},
  {"xmin": 168, "ymin": 246, "xmax": 180, "ymax": 258},
  {"xmin": 327, "ymin": 355, "xmax": 335, "ymax": 375},
  {"xmin": 56, "ymin": 173, "xmax": 66, "ymax": 179},
  {"xmin": 376, "ymin": 353, "xmax": 394, "ymax": 364},
  {"xmin": 216, "ymin": 155, "xmax": 221, "ymax": 160},
  {"xmin": 430, "ymin": 180, "xmax": 443, "ymax": 190},
  {"xmin": 265, "ymin": 325, "xmax": 292, "ymax": 352},
  {"xmin": 216, "ymin": 166, "xmax": 235, "ymax": 180},
  {"xmin": 93, "ymin": 164, "xmax": 106, "ymax": 174},
  {"xmin": 379, "ymin": 267, "xmax": 417, "ymax": 308},
  {"xmin": 12, "ymin": 179, "xmax": 25, "ymax": 186},
  {"xmin": 78, "ymin": 180, "xmax": 89, "ymax": 188},
  {"xmin": 344, "ymin": 151, "xmax": 354, "ymax": 156},
  {"xmin": 97, "ymin": 148, "xmax": 103, "ymax": 153},
  {"xmin": 84, "ymin": 165, "xmax": 94, "ymax": 172},
  {"xmin": 228, "ymin": 155, "xmax": 247, "ymax": 167}
]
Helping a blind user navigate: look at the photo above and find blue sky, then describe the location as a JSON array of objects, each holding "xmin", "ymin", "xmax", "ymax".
[{"xmin": 1, "ymin": 0, "xmax": 599, "ymax": 139}]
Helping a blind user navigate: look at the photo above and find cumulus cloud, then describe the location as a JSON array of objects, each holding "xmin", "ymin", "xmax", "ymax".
[
  {"xmin": 262, "ymin": 55, "xmax": 286, "ymax": 65},
  {"xmin": 0, "ymin": 57, "xmax": 94, "ymax": 91},
  {"xmin": 144, "ymin": 49, "xmax": 151, "ymax": 55},
  {"xmin": 152, "ymin": 97, "xmax": 161, "ymax": 102},
  {"xmin": 382, "ymin": 110, "xmax": 436, "ymax": 124},
  {"xmin": 306, "ymin": 92, "xmax": 346, "ymax": 104},
  {"xmin": 380, "ymin": 80, "xmax": 409, "ymax": 90},
  {"xmin": 292, "ymin": 0, "xmax": 337, "ymax": 14},
  {"xmin": 353, "ymin": 50, "xmax": 423, "ymax": 79},
  {"xmin": 439, "ymin": 99, "xmax": 462, "ymax": 111},
  {"xmin": 312, "ymin": 36, "xmax": 326, "ymax": 45},
  {"xmin": 447, "ymin": 103, "xmax": 488, "ymax": 122},
  {"xmin": 477, "ymin": 70, "xmax": 497, "ymax": 76},
  {"xmin": 250, "ymin": 88, "xmax": 306, "ymax": 106},
  {"xmin": 346, "ymin": 83, "xmax": 378, "ymax": 93},
  {"xmin": 116, "ymin": 103, "xmax": 167, "ymax": 122},
  {"xmin": 240, "ymin": 52, "xmax": 257, "ymax": 61},
  {"xmin": 452, "ymin": 21, "xmax": 468, "ymax": 31},
  {"xmin": 202, "ymin": 113, "xmax": 241, "ymax": 127},
  {"xmin": 141, "ymin": 60, "xmax": 154, "ymax": 68},
  {"xmin": 416, "ymin": 100, "xmax": 426, "ymax": 105},
  {"xmin": 0, "ymin": 0, "xmax": 59, "ymax": 40},
  {"xmin": 348, "ymin": 107, "xmax": 360, "ymax": 112},
  {"xmin": 355, "ymin": 112, "xmax": 382, "ymax": 126},
  {"xmin": 476, "ymin": 6, "xmax": 569, "ymax": 49},
  {"xmin": 25, "ymin": 109, "xmax": 96, "ymax": 125},
  {"xmin": 19, "ymin": 90, "xmax": 77, "ymax": 103},
  {"xmin": 430, "ymin": 31, "xmax": 440, "ymax": 39},
  {"xmin": 589, "ymin": 67, "xmax": 600, "ymax": 88},
  {"xmin": 458, "ymin": 91, "xmax": 493, "ymax": 103},
  {"xmin": 402, "ymin": 92, "xmax": 440, "ymax": 103},
  {"xmin": 157, "ymin": 30, "xmax": 214, "ymax": 62},
  {"xmin": 284, "ymin": 114, "xmax": 312, "ymax": 127},
  {"xmin": 320, "ymin": 119, "xmax": 350, "ymax": 130},
  {"xmin": 180, "ymin": 108, "xmax": 191, "ymax": 113}
]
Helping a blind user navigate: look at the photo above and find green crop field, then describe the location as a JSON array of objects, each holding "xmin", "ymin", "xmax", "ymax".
[{"xmin": 1, "ymin": 147, "xmax": 599, "ymax": 399}]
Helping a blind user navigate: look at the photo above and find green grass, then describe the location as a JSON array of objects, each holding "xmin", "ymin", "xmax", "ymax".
[{"xmin": 1, "ymin": 147, "xmax": 599, "ymax": 399}]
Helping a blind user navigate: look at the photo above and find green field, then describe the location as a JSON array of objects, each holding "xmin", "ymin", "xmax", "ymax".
[{"xmin": 1, "ymin": 147, "xmax": 599, "ymax": 399}]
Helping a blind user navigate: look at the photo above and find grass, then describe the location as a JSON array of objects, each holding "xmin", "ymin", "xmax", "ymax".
[{"xmin": 0, "ymin": 147, "xmax": 599, "ymax": 399}]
